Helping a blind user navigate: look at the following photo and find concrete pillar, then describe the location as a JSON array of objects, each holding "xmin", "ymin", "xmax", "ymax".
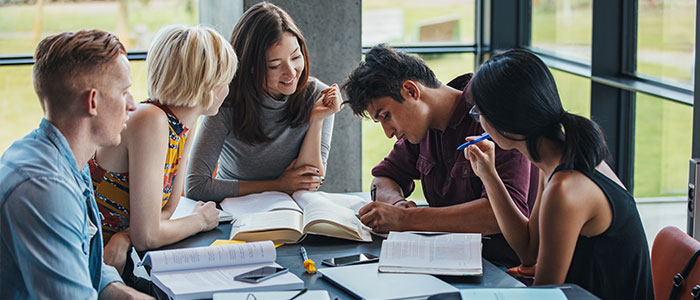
[
  {"xmin": 198, "ymin": 0, "xmax": 243, "ymax": 40},
  {"xmin": 201, "ymin": 0, "xmax": 363, "ymax": 192}
]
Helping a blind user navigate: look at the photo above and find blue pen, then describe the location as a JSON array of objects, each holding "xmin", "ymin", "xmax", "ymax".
[{"xmin": 456, "ymin": 133, "xmax": 491, "ymax": 150}]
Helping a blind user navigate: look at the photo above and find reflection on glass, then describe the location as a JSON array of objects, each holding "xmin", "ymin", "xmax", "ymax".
[
  {"xmin": 361, "ymin": 0, "xmax": 475, "ymax": 46},
  {"xmin": 362, "ymin": 53, "xmax": 474, "ymax": 200},
  {"xmin": 637, "ymin": 0, "xmax": 695, "ymax": 87},
  {"xmin": 550, "ymin": 68, "xmax": 590, "ymax": 118},
  {"xmin": 0, "ymin": 61, "xmax": 147, "ymax": 153},
  {"xmin": 634, "ymin": 93, "xmax": 692, "ymax": 198},
  {"xmin": 0, "ymin": 0, "xmax": 199, "ymax": 55},
  {"xmin": 532, "ymin": 0, "xmax": 592, "ymax": 62}
]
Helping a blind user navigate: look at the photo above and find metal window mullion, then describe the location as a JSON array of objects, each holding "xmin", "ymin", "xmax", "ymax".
[{"xmin": 590, "ymin": 0, "xmax": 636, "ymax": 191}]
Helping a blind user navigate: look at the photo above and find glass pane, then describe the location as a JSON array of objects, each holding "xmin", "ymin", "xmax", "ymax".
[
  {"xmin": 362, "ymin": 53, "xmax": 474, "ymax": 200},
  {"xmin": 532, "ymin": 0, "xmax": 592, "ymax": 62},
  {"xmin": 634, "ymin": 93, "xmax": 692, "ymax": 198},
  {"xmin": 0, "ymin": 60, "xmax": 148, "ymax": 153},
  {"xmin": 0, "ymin": 0, "xmax": 199, "ymax": 55},
  {"xmin": 361, "ymin": 0, "xmax": 475, "ymax": 47},
  {"xmin": 550, "ymin": 68, "xmax": 590, "ymax": 118},
  {"xmin": 637, "ymin": 0, "xmax": 696, "ymax": 87}
]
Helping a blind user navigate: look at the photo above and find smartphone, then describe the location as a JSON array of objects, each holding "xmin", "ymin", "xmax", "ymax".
[
  {"xmin": 233, "ymin": 266, "xmax": 288, "ymax": 283},
  {"xmin": 321, "ymin": 253, "xmax": 379, "ymax": 267}
]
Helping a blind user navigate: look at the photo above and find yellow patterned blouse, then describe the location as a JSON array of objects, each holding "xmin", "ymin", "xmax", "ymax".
[{"xmin": 89, "ymin": 99, "xmax": 189, "ymax": 243}]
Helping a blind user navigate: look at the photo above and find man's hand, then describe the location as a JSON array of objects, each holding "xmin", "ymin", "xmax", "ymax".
[
  {"xmin": 99, "ymin": 282, "xmax": 154, "ymax": 300},
  {"xmin": 275, "ymin": 160, "xmax": 323, "ymax": 194},
  {"xmin": 103, "ymin": 231, "xmax": 131, "ymax": 275},
  {"xmin": 358, "ymin": 201, "xmax": 409, "ymax": 233}
]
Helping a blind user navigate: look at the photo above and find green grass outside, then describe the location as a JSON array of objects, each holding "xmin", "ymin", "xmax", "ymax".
[{"xmin": 0, "ymin": 0, "xmax": 695, "ymax": 198}]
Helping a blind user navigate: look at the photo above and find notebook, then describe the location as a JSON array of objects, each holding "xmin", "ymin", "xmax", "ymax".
[
  {"xmin": 319, "ymin": 263, "xmax": 458, "ymax": 300},
  {"xmin": 378, "ymin": 232, "xmax": 483, "ymax": 276}
]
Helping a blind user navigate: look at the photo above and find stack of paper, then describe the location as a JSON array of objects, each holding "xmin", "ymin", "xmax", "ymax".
[{"xmin": 378, "ymin": 232, "xmax": 483, "ymax": 276}]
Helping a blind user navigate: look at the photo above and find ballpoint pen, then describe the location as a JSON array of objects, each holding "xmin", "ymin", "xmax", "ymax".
[
  {"xmin": 300, "ymin": 246, "xmax": 316, "ymax": 274},
  {"xmin": 457, "ymin": 132, "xmax": 491, "ymax": 150}
]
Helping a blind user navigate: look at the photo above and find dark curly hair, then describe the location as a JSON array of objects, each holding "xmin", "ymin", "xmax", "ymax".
[{"xmin": 341, "ymin": 44, "xmax": 440, "ymax": 118}]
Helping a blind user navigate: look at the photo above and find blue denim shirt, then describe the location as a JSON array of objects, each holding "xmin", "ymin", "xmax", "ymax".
[{"xmin": 0, "ymin": 119, "xmax": 122, "ymax": 299}]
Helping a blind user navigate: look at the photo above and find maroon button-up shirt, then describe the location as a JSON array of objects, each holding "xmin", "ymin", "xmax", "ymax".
[{"xmin": 371, "ymin": 73, "xmax": 537, "ymax": 267}]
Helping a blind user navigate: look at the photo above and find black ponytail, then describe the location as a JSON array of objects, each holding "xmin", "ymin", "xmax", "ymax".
[
  {"xmin": 559, "ymin": 113, "xmax": 611, "ymax": 174},
  {"xmin": 471, "ymin": 49, "xmax": 611, "ymax": 175}
]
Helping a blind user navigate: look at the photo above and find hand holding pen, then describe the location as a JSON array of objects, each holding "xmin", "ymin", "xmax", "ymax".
[{"xmin": 461, "ymin": 132, "xmax": 497, "ymax": 179}]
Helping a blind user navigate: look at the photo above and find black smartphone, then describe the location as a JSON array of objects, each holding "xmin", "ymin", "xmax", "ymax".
[
  {"xmin": 233, "ymin": 266, "xmax": 288, "ymax": 283},
  {"xmin": 321, "ymin": 253, "xmax": 379, "ymax": 267}
]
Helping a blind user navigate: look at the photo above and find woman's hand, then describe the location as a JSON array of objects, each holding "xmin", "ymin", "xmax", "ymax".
[
  {"xmin": 463, "ymin": 136, "xmax": 498, "ymax": 179},
  {"xmin": 275, "ymin": 160, "xmax": 324, "ymax": 194},
  {"xmin": 192, "ymin": 201, "xmax": 219, "ymax": 232},
  {"xmin": 103, "ymin": 231, "xmax": 132, "ymax": 275},
  {"xmin": 310, "ymin": 83, "xmax": 343, "ymax": 122}
]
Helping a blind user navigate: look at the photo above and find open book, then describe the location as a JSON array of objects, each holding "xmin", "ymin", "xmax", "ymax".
[
  {"xmin": 222, "ymin": 191, "xmax": 372, "ymax": 243},
  {"xmin": 140, "ymin": 241, "xmax": 303, "ymax": 300},
  {"xmin": 378, "ymin": 232, "xmax": 483, "ymax": 276}
]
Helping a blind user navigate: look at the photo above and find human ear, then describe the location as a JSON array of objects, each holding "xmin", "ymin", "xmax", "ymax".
[
  {"xmin": 401, "ymin": 80, "xmax": 420, "ymax": 101},
  {"xmin": 87, "ymin": 88, "xmax": 99, "ymax": 117}
]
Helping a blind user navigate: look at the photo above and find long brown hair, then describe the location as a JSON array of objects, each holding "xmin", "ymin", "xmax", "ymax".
[{"xmin": 225, "ymin": 2, "xmax": 312, "ymax": 144}]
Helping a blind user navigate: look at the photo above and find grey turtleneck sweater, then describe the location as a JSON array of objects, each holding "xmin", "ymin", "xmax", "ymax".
[{"xmin": 185, "ymin": 78, "xmax": 333, "ymax": 202}]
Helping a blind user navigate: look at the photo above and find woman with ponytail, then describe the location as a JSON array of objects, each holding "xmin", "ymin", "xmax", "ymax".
[{"xmin": 463, "ymin": 49, "xmax": 652, "ymax": 299}]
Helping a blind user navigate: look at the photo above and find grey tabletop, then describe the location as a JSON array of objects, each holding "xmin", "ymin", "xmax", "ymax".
[{"xmin": 160, "ymin": 220, "xmax": 599, "ymax": 300}]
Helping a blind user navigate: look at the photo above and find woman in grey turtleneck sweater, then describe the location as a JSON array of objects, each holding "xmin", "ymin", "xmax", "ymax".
[{"xmin": 185, "ymin": 2, "xmax": 342, "ymax": 202}]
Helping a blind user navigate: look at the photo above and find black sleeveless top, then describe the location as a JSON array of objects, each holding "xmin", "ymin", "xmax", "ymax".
[{"xmin": 549, "ymin": 166, "xmax": 653, "ymax": 300}]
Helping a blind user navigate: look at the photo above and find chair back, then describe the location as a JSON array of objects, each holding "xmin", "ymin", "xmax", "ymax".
[{"xmin": 652, "ymin": 226, "xmax": 700, "ymax": 300}]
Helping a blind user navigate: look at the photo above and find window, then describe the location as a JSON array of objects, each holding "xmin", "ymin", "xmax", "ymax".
[
  {"xmin": 0, "ymin": 0, "xmax": 199, "ymax": 55},
  {"xmin": 361, "ymin": 0, "xmax": 475, "ymax": 47},
  {"xmin": 634, "ymin": 93, "xmax": 692, "ymax": 198},
  {"xmin": 550, "ymin": 68, "xmax": 590, "ymax": 118},
  {"xmin": 531, "ymin": 0, "xmax": 592, "ymax": 62},
  {"xmin": 637, "ymin": 0, "xmax": 696, "ymax": 88}
]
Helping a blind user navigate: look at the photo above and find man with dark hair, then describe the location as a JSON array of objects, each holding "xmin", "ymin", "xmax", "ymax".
[
  {"xmin": 0, "ymin": 30, "xmax": 151, "ymax": 299},
  {"xmin": 343, "ymin": 44, "xmax": 537, "ymax": 267}
]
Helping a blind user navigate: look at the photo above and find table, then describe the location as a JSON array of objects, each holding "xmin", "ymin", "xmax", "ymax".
[{"xmin": 161, "ymin": 219, "xmax": 599, "ymax": 300}]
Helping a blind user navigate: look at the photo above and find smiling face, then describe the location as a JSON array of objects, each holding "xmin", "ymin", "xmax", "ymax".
[
  {"xmin": 367, "ymin": 95, "xmax": 431, "ymax": 144},
  {"xmin": 95, "ymin": 54, "xmax": 136, "ymax": 147},
  {"xmin": 264, "ymin": 32, "xmax": 305, "ymax": 99}
]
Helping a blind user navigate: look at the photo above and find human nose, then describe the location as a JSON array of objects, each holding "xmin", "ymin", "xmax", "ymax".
[
  {"xmin": 281, "ymin": 61, "xmax": 296, "ymax": 77},
  {"xmin": 125, "ymin": 92, "xmax": 136, "ymax": 112},
  {"xmin": 380, "ymin": 122, "xmax": 394, "ymax": 139}
]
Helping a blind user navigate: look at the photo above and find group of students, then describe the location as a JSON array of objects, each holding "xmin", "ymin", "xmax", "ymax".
[{"xmin": 0, "ymin": 2, "xmax": 653, "ymax": 300}]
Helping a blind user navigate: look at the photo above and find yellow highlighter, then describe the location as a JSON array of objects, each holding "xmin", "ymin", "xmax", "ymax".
[{"xmin": 300, "ymin": 246, "xmax": 316, "ymax": 274}]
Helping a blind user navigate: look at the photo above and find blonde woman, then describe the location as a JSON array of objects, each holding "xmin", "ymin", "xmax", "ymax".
[{"xmin": 88, "ymin": 24, "xmax": 237, "ymax": 288}]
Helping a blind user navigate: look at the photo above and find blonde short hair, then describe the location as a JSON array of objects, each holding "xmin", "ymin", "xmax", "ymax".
[{"xmin": 146, "ymin": 24, "xmax": 237, "ymax": 108}]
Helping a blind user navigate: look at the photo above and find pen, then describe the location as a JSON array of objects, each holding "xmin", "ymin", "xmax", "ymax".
[
  {"xmin": 300, "ymin": 246, "xmax": 316, "ymax": 274},
  {"xmin": 370, "ymin": 184, "xmax": 377, "ymax": 202},
  {"xmin": 456, "ymin": 132, "xmax": 491, "ymax": 150}
]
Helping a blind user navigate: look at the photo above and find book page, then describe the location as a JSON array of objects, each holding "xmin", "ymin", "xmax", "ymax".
[
  {"xmin": 232, "ymin": 210, "xmax": 303, "ymax": 233},
  {"xmin": 152, "ymin": 262, "xmax": 303, "ymax": 299},
  {"xmin": 301, "ymin": 200, "xmax": 372, "ymax": 242},
  {"xmin": 170, "ymin": 196, "xmax": 232, "ymax": 222},
  {"xmin": 220, "ymin": 191, "xmax": 301, "ymax": 220},
  {"xmin": 379, "ymin": 232, "xmax": 481, "ymax": 274},
  {"xmin": 292, "ymin": 191, "xmax": 369, "ymax": 213},
  {"xmin": 142, "ymin": 241, "xmax": 276, "ymax": 273}
]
